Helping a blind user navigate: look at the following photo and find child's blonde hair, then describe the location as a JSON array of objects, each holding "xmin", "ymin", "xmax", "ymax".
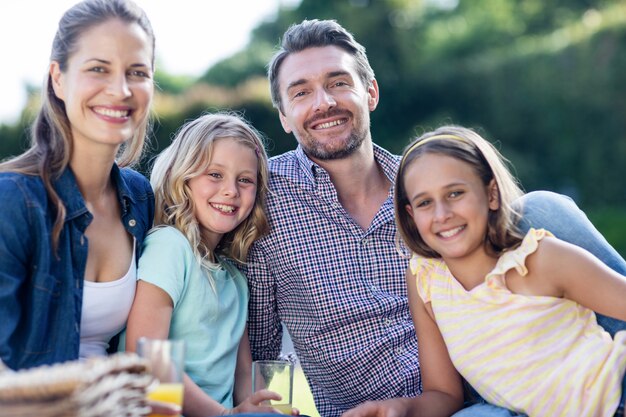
[
  {"xmin": 394, "ymin": 125, "xmax": 525, "ymax": 258},
  {"xmin": 150, "ymin": 112, "xmax": 270, "ymax": 269}
]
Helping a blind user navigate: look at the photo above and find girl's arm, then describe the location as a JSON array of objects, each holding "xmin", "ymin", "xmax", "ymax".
[
  {"xmin": 126, "ymin": 281, "xmax": 227, "ymax": 417},
  {"xmin": 529, "ymin": 236, "xmax": 626, "ymax": 321},
  {"xmin": 234, "ymin": 326, "xmax": 253, "ymax": 405},
  {"xmin": 342, "ymin": 268, "xmax": 464, "ymax": 417}
]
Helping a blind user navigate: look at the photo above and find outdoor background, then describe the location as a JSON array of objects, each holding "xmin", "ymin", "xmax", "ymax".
[
  {"xmin": 2, "ymin": 0, "xmax": 625, "ymax": 255},
  {"xmin": 1, "ymin": 0, "xmax": 626, "ymax": 415}
]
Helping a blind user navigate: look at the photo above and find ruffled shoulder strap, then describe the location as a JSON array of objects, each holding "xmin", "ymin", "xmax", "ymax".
[
  {"xmin": 485, "ymin": 228, "xmax": 553, "ymax": 289},
  {"xmin": 409, "ymin": 254, "xmax": 448, "ymax": 303}
]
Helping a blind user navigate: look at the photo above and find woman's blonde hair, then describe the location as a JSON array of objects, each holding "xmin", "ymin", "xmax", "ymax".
[
  {"xmin": 150, "ymin": 112, "xmax": 270, "ymax": 271},
  {"xmin": 0, "ymin": 0, "xmax": 155, "ymax": 252},
  {"xmin": 394, "ymin": 125, "xmax": 525, "ymax": 258}
]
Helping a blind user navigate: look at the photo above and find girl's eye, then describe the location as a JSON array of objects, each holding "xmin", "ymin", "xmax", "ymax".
[
  {"xmin": 89, "ymin": 67, "xmax": 106, "ymax": 73},
  {"xmin": 208, "ymin": 172, "xmax": 221, "ymax": 179},
  {"xmin": 416, "ymin": 199, "xmax": 431, "ymax": 208},
  {"xmin": 238, "ymin": 177, "xmax": 255, "ymax": 185},
  {"xmin": 449, "ymin": 190, "xmax": 464, "ymax": 198}
]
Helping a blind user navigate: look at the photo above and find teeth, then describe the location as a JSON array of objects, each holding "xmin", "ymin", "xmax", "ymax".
[
  {"xmin": 94, "ymin": 107, "xmax": 129, "ymax": 118},
  {"xmin": 439, "ymin": 226, "xmax": 464, "ymax": 238},
  {"xmin": 315, "ymin": 119, "xmax": 345, "ymax": 129},
  {"xmin": 212, "ymin": 203, "xmax": 235, "ymax": 213}
]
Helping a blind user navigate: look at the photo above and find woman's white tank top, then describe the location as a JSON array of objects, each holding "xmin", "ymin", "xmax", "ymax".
[{"xmin": 79, "ymin": 240, "xmax": 136, "ymax": 358}]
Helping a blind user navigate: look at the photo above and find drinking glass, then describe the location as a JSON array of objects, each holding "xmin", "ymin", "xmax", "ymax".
[
  {"xmin": 252, "ymin": 360, "xmax": 294, "ymax": 414},
  {"xmin": 137, "ymin": 338, "xmax": 185, "ymax": 417}
]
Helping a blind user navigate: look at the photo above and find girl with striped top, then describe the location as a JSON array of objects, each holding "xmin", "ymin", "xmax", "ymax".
[{"xmin": 391, "ymin": 126, "xmax": 626, "ymax": 416}]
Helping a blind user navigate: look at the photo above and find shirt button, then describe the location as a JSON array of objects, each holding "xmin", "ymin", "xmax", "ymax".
[
  {"xmin": 128, "ymin": 219, "xmax": 137, "ymax": 227},
  {"xmin": 370, "ymin": 285, "xmax": 377, "ymax": 292},
  {"xmin": 395, "ymin": 347, "xmax": 404, "ymax": 355},
  {"xmin": 383, "ymin": 318, "xmax": 392, "ymax": 326},
  {"xmin": 361, "ymin": 238, "xmax": 369, "ymax": 245}
]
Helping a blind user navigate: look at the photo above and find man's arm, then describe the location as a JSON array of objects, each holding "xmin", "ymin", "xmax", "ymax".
[
  {"xmin": 342, "ymin": 268, "xmax": 464, "ymax": 417},
  {"xmin": 245, "ymin": 243, "xmax": 283, "ymax": 361}
]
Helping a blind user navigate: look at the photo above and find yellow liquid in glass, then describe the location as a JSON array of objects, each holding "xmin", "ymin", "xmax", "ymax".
[
  {"xmin": 272, "ymin": 403, "xmax": 292, "ymax": 415},
  {"xmin": 147, "ymin": 383, "xmax": 184, "ymax": 417}
]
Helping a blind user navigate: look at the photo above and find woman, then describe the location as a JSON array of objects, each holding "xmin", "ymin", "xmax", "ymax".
[{"xmin": 0, "ymin": 0, "xmax": 155, "ymax": 371}]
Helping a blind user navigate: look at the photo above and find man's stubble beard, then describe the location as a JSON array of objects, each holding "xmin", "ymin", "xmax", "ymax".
[{"xmin": 298, "ymin": 111, "xmax": 370, "ymax": 161}]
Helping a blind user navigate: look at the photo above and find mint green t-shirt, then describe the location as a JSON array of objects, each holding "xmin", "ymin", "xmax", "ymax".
[{"xmin": 137, "ymin": 226, "xmax": 249, "ymax": 407}]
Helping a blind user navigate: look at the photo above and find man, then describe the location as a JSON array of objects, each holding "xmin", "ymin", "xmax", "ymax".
[{"xmin": 245, "ymin": 19, "xmax": 626, "ymax": 417}]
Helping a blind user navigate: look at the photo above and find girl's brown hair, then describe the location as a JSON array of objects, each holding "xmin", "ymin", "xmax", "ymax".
[{"xmin": 394, "ymin": 125, "xmax": 525, "ymax": 258}]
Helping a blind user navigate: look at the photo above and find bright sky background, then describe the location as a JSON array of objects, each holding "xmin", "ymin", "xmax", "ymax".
[{"xmin": 0, "ymin": 0, "xmax": 299, "ymax": 124}]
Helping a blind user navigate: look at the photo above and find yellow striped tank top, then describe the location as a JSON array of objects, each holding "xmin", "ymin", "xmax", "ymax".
[{"xmin": 410, "ymin": 228, "xmax": 626, "ymax": 416}]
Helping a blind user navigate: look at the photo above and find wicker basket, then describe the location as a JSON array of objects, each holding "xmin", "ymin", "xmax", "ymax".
[{"xmin": 0, "ymin": 353, "xmax": 154, "ymax": 417}]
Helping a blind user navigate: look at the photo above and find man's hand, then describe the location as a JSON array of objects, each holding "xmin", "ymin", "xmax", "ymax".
[{"xmin": 342, "ymin": 398, "xmax": 412, "ymax": 417}]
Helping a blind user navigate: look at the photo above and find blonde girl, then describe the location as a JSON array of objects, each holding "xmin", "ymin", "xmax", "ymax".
[
  {"xmin": 126, "ymin": 113, "xmax": 291, "ymax": 416},
  {"xmin": 392, "ymin": 125, "xmax": 626, "ymax": 417}
]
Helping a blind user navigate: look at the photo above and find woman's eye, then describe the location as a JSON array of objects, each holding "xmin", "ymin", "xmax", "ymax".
[
  {"xmin": 416, "ymin": 199, "xmax": 430, "ymax": 208},
  {"xmin": 129, "ymin": 69, "xmax": 150, "ymax": 78},
  {"xmin": 89, "ymin": 67, "xmax": 106, "ymax": 73},
  {"xmin": 449, "ymin": 190, "xmax": 464, "ymax": 198}
]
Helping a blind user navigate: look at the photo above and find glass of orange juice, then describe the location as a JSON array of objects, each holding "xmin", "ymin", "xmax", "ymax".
[
  {"xmin": 137, "ymin": 338, "xmax": 185, "ymax": 417},
  {"xmin": 252, "ymin": 360, "xmax": 294, "ymax": 415}
]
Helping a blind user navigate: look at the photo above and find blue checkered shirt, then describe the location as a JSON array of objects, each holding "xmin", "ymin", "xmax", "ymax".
[{"xmin": 246, "ymin": 144, "xmax": 421, "ymax": 417}]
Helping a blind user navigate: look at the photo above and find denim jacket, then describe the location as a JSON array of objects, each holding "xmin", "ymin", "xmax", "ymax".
[{"xmin": 0, "ymin": 164, "xmax": 154, "ymax": 370}]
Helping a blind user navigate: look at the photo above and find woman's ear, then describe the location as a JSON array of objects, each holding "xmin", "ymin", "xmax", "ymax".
[
  {"xmin": 49, "ymin": 61, "xmax": 65, "ymax": 100},
  {"xmin": 488, "ymin": 179, "xmax": 500, "ymax": 210}
]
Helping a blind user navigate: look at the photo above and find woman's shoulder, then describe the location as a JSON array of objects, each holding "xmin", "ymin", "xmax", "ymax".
[
  {"xmin": 117, "ymin": 167, "xmax": 153, "ymax": 197},
  {"xmin": 0, "ymin": 172, "xmax": 46, "ymax": 203}
]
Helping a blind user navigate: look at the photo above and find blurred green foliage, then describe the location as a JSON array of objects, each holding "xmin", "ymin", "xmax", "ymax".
[{"xmin": 1, "ymin": 0, "xmax": 625, "ymax": 254}]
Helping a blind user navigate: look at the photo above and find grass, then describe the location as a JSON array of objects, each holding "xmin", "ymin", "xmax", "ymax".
[
  {"xmin": 293, "ymin": 366, "xmax": 320, "ymax": 417},
  {"xmin": 587, "ymin": 206, "xmax": 626, "ymax": 258}
]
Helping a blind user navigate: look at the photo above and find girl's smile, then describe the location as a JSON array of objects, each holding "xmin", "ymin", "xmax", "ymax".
[
  {"xmin": 187, "ymin": 138, "xmax": 258, "ymax": 251},
  {"xmin": 404, "ymin": 153, "xmax": 499, "ymax": 265}
]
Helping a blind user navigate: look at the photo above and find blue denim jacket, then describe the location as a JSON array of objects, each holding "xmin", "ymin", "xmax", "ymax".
[{"xmin": 0, "ymin": 164, "xmax": 154, "ymax": 370}]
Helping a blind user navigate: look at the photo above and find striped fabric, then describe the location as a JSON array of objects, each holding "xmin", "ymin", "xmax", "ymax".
[{"xmin": 410, "ymin": 228, "xmax": 626, "ymax": 417}]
